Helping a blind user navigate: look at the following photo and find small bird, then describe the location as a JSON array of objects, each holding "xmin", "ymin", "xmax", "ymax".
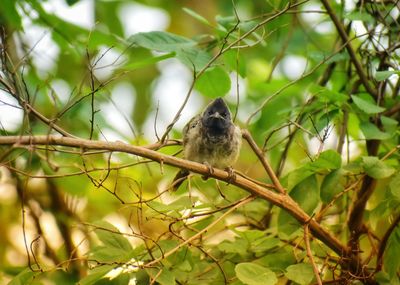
[{"xmin": 172, "ymin": 97, "xmax": 242, "ymax": 190}]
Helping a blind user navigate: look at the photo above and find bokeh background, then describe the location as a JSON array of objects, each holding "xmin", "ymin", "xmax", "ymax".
[{"xmin": 1, "ymin": 0, "xmax": 400, "ymax": 284}]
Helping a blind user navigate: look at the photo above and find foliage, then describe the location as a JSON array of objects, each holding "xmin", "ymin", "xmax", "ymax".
[{"xmin": 0, "ymin": 0, "xmax": 400, "ymax": 284}]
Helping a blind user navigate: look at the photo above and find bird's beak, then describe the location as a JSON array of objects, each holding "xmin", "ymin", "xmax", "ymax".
[{"xmin": 209, "ymin": 112, "xmax": 224, "ymax": 120}]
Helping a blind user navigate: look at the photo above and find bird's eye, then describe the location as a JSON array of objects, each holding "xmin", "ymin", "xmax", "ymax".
[
  {"xmin": 222, "ymin": 112, "xmax": 227, "ymax": 117},
  {"xmin": 208, "ymin": 111, "xmax": 213, "ymax": 115}
]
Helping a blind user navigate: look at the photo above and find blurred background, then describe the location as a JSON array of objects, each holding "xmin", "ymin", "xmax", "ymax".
[
  {"xmin": 1, "ymin": 0, "xmax": 358, "ymax": 142},
  {"xmin": 1, "ymin": 0, "xmax": 400, "ymax": 284}
]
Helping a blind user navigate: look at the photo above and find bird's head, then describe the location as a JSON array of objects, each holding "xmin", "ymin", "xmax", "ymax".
[{"xmin": 201, "ymin": 98, "xmax": 232, "ymax": 132}]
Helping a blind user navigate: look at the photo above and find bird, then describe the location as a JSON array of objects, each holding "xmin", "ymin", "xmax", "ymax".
[{"xmin": 172, "ymin": 97, "xmax": 242, "ymax": 190}]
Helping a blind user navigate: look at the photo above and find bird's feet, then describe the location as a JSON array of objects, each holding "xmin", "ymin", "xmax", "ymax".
[
  {"xmin": 201, "ymin": 162, "xmax": 214, "ymax": 180},
  {"xmin": 225, "ymin": 167, "xmax": 236, "ymax": 184}
]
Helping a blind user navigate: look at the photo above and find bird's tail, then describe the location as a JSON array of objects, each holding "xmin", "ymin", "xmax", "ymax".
[{"xmin": 171, "ymin": 169, "xmax": 189, "ymax": 191}]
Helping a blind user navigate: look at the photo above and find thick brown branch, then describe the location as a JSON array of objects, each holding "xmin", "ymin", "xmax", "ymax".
[
  {"xmin": 348, "ymin": 140, "xmax": 380, "ymax": 244},
  {"xmin": 1, "ymin": 135, "xmax": 347, "ymax": 256},
  {"xmin": 348, "ymin": 176, "xmax": 377, "ymax": 236},
  {"xmin": 0, "ymin": 134, "xmax": 378, "ymax": 283}
]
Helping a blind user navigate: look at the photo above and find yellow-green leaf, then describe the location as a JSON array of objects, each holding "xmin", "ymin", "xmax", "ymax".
[{"xmin": 235, "ymin": 263, "xmax": 277, "ymax": 285}]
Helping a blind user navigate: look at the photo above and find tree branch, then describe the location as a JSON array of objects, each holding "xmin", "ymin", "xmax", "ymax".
[
  {"xmin": 161, "ymin": 0, "xmax": 308, "ymax": 142},
  {"xmin": 348, "ymin": 139, "xmax": 380, "ymax": 251},
  {"xmin": 376, "ymin": 213, "xmax": 400, "ymax": 271},
  {"xmin": 0, "ymin": 134, "xmax": 379, "ymax": 283},
  {"xmin": 320, "ymin": 0, "xmax": 377, "ymax": 98},
  {"xmin": 242, "ymin": 130, "xmax": 286, "ymax": 194},
  {"xmin": 0, "ymin": 134, "xmax": 347, "ymax": 256},
  {"xmin": 304, "ymin": 224, "xmax": 323, "ymax": 285},
  {"xmin": 145, "ymin": 195, "xmax": 255, "ymax": 268}
]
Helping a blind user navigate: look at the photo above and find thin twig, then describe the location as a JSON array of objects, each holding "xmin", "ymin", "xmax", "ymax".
[
  {"xmin": 304, "ymin": 223, "xmax": 323, "ymax": 285},
  {"xmin": 0, "ymin": 134, "xmax": 353, "ymax": 260},
  {"xmin": 320, "ymin": 0, "xmax": 377, "ymax": 98},
  {"xmin": 242, "ymin": 130, "xmax": 286, "ymax": 194},
  {"xmin": 144, "ymin": 195, "xmax": 255, "ymax": 267},
  {"xmin": 246, "ymin": 38, "xmax": 351, "ymax": 125},
  {"xmin": 87, "ymin": 49, "xmax": 96, "ymax": 139},
  {"xmin": 160, "ymin": 1, "xmax": 308, "ymax": 142}
]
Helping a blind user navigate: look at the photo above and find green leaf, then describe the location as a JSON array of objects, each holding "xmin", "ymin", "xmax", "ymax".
[
  {"xmin": 235, "ymin": 263, "xmax": 277, "ymax": 285},
  {"xmin": 375, "ymin": 271, "xmax": 400, "ymax": 285},
  {"xmin": 29, "ymin": 1, "xmax": 118, "ymax": 49},
  {"xmin": 108, "ymin": 273, "xmax": 132, "ymax": 285},
  {"xmin": 238, "ymin": 20, "xmax": 259, "ymax": 33},
  {"xmin": 216, "ymin": 15, "xmax": 237, "ymax": 31},
  {"xmin": 234, "ymin": 230, "xmax": 280, "ymax": 253},
  {"xmin": 78, "ymin": 265, "xmax": 115, "ymax": 285},
  {"xmin": 175, "ymin": 47, "xmax": 212, "ymax": 70},
  {"xmin": 256, "ymin": 250, "xmax": 296, "ymax": 271},
  {"xmin": 120, "ymin": 53, "xmax": 175, "ymax": 71},
  {"xmin": 218, "ymin": 238, "xmax": 248, "ymax": 255},
  {"xmin": 370, "ymin": 201, "xmax": 392, "ymax": 229},
  {"xmin": 351, "ymin": 95, "xmax": 385, "ymax": 114},
  {"xmin": 285, "ymin": 263, "xmax": 315, "ymax": 285},
  {"xmin": 151, "ymin": 240, "xmax": 179, "ymax": 258},
  {"xmin": 177, "ymin": 260, "xmax": 192, "ymax": 272},
  {"xmin": 326, "ymin": 52, "xmax": 350, "ymax": 64},
  {"xmin": 235, "ymin": 229, "xmax": 265, "ymax": 241},
  {"xmin": 147, "ymin": 196, "xmax": 194, "ymax": 213},
  {"xmin": 310, "ymin": 150, "xmax": 342, "ymax": 171},
  {"xmin": 290, "ymin": 175, "xmax": 319, "ymax": 214},
  {"xmin": 309, "ymin": 51, "xmax": 349, "ymax": 64},
  {"xmin": 146, "ymin": 268, "xmax": 175, "ymax": 285},
  {"xmin": 95, "ymin": 1, "xmax": 124, "ymax": 37},
  {"xmin": 224, "ymin": 49, "xmax": 247, "ymax": 77},
  {"xmin": 320, "ymin": 169, "xmax": 344, "ymax": 203},
  {"xmin": 375, "ymin": 70, "xmax": 400, "ymax": 81},
  {"xmin": 362, "ymin": 156, "xmax": 395, "ymax": 179},
  {"xmin": 285, "ymin": 168, "xmax": 314, "ymax": 191},
  {"xmin": 182, "ymin": 7, "xmax": 211, "ymax": 26},
  {"xmin": 90, "ymin": 221, "xmax": 134, "ymax": 262},
  {"xmin": 311, "ymin": 85, "xmax": 348, "ymax": 105},
  {"xmin": 251, "ymin": 236, "xmax": 280, "ymax": 253},
  {"xmin": 0, "ymin": 0, "xmax": 22, "ymax": 29},
  {"xmin": 129, "ymin": 31, "xmax": 195, "ymax": 52},
  {"xmin": 8, "ymin": 268, "xmax": 37, "ymax": 285},
  {"xmin": 194, "ymin": 66, "xmax": 231, "ymax": 97},
  {"xmin": 54, "ymin": 175, "xmax": 90, "ymax": 196},
  {"xmin": 383, "ymin": 227, "xmax": 400, "ymax": 278},
  {"xmin": 284, "ymin": 150, "xmax": 340, "ymax": 191},
  {"xmin": 360, "ymin": 122, "xmax": 391, "ymax": 140},
  {"xmin": 129, "ymin": 31, "xmax": 212, "ymax": 70},
  {"xmin": 93, "ymin": 221, "xmax": 133, "ymax": 252},
  {"xmin": 382, "ymin": 115, "xmax": 399, "ymax": 133},
  {"xmin": 390, "ymin": 172, "xmax": 400, "ymax": 199},
  {"xmin": 278, "ymin": 175, "xmax": 319, "ymax": 236},
  {"xmin": 90, "ymin": 246, "xmax": 132, "ymax": 263},
  {"xmin": 345, "ymin": 11, "xmax": 375, "ymax": 22}
]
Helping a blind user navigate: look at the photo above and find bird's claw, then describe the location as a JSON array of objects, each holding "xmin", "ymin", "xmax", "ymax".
[
  {"xmin": 202, "ymin": 162, "xmax": 214, "ymax": 180},
  {"xmin": 225, "ymin": 167, "xmax": 236, "ymax": 184}
]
